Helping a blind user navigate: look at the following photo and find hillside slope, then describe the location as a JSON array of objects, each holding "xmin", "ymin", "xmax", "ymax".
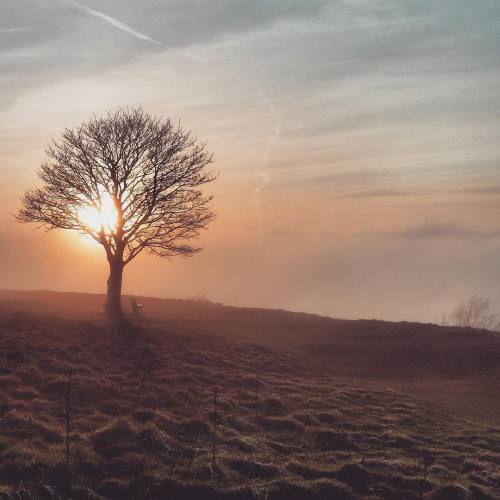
[
  {"xmin": 0, "ymin": 306, "xmax": 499, "ymax": 499},
  {"xmin": 2, "ymin": 289, "xmax": 500, "ymax": 422}
]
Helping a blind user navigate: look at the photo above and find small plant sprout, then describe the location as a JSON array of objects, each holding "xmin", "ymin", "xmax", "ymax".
[
  {"xmin": 211, "ymin": 385, "xmax": 218, "ymax": 478},
  {"xmin": 65, "ymin": 368, "xmax": 73, "ymax": 466}
]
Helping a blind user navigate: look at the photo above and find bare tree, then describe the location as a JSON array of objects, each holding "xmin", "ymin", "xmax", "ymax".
[
  {"xmin": 17, "ymin": 108, "xmax": 216, "ymax": 317},
  {"xmin": 442, "ymin": 295, "xmax": 499, "ymax": 331}
]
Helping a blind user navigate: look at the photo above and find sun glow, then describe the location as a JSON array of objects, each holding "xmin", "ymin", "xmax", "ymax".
[{"xmin": 77, "ymin": 192, "xmax": 118, "ymax": 234}]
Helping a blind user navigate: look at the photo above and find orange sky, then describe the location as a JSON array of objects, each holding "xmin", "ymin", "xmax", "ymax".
[{"xmin": 1, "ymin": 1, "xmax": 500, "ymax": 322}]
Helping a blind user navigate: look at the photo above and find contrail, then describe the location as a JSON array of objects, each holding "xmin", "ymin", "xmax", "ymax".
[
  {"xmin": 63, "ymin": 0, "xmax": 280, "ymax": 194},
  {"xmin": 0, "ymin": 27, "xmax": 31, "ymax": 33},
  {"xmin": 62, "ymin": 0, "xmax": 205, "ymax": 62}
]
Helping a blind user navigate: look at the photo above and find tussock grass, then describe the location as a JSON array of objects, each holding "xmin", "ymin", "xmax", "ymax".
[{"xmin": 0, "ymin": 309, "xmax": 499, "ymax": 499}]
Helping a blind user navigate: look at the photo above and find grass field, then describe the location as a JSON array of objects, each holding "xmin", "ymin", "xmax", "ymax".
[{"xmin": 0, "ymin": 291, "xmax": 499, "ymax": 499}]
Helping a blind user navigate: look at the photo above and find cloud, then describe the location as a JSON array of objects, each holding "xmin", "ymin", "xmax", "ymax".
[
  {"xmin": 78, "ymin": 0, "xmax": 330, "ymax": 47},
  {"xmin": 460, "ymin": 186, "xmax": 500, "ymax": 195},
  {"xmin": 0, "ymin": 0, "xmax": 330, "ymax": 111},
  {"xmin": 62, "ymin": 0, "xmax": 204, "ymax": 61},
  {"xmin": 2, "ymin": 0, "xmax": 500, "ymax": 323},
  {"xmin": 391, "ymin": 223, "xmax": 500, "ymax": 240},
  {"xmin": 338, "ymin": 188, "xmax": 421, "ymax": 198},
  {"xmin": 338, "ymin": 183, "xmax": 500, "ymax": 200},
  {"xmin": 0, "ymin": 28, "xmax": 31, "ymax": 34}
]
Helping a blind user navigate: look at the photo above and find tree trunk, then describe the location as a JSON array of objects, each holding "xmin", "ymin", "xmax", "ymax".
[{"xmin": 105, "ymin": 259, "xmax": 124, "ymax": 318}]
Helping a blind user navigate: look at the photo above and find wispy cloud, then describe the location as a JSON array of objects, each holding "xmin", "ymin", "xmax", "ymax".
[
  {"xmin": 62, "ymin": 0, "xmax": 204, "ymax": 61},
  {"xmin": 402, "ymin": 223, "xmax": 488, "ymax": 239},
  {"xmin": 368, "ymin": 222, "xmax": 500, "ymax": 240},
  {"xmin": 0, "ymin": 28, "xmax": 31, "ymax": 34},
  {"xmin": 460, "ymin": 186, "xmax": 500, "ymax": 195},
  {"xmin": 340, "ymin": 185, "xmax": 500, "ymax": 200},
  {"xmin": 62, "ymin": 0, "xmax": 280, "ymax": 194},
  {"xmin": 338, "ymin": 188, "xmax": 422, "ymax": 199},
  {"xmin": 2, "ymin": 0, "xmax": 500, "ymax": 321}
]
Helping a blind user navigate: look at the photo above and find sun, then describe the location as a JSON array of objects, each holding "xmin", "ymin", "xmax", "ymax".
[{"xmin": 77, "ymin": 191, "xmax": 118, "ymax": 234}]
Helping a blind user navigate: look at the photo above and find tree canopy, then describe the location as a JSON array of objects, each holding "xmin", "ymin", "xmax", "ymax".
[{"xmin": 17, "ymin": 107, "xmax": 216, "ymax": 265}]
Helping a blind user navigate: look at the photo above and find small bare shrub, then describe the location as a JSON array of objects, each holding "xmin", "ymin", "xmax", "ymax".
[
  {"xmin": 442, "ymin": 295, "xmax": 500, "ymax": 330},
  {"xmin": 416, "ymin": 456, "xmax": 432, "ymax": 499}
]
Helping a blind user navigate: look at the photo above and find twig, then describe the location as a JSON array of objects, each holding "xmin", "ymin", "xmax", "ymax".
[
  {"xmin": 254, "ymin": 381, "xmax": 259, "ymax": 421},
  {"xmin": 211, "ymin": 386, "xmax": 218, "ymax": 476},
  {"xmin": 65, "ymin": 368, "xmax": 73, "ymax": 466},
  {"xmin": 27, "ymin": 417, "xmax": 33, "ymax": 465}
]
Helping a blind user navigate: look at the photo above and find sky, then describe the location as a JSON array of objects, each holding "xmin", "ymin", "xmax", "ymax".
[{"xmin": 1, "ymin": 0, "xmax": 500, "ymax": 322}]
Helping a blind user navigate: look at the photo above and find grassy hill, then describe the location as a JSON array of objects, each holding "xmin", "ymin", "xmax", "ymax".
[{"xmin": 0, "ymin": 290, "xmax": 499, "ymax": 499}]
